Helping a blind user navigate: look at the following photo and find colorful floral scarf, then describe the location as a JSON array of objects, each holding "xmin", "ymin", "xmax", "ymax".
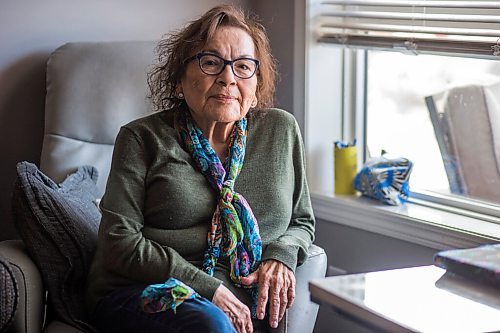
[
  {"xmin": 141, "ymin": 277, "xmax": 199, "ymax": 314},
  {"xmin": 140, "ymin": 110, "xmax": 263, "ymax": 316},
  {"xmin": 176, "ymin": 109, "xmax": 262, "ymax": 305}
]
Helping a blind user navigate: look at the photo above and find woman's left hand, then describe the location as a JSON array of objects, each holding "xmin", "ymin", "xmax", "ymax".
[{"xmin": 240, "ymin": 259, "xmax": 295, "ymax": 329}]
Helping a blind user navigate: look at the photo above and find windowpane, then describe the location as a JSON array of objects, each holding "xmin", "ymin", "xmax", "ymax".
[{"xmin": 366, "ymin": 51, "xmax": 500, "ymax": 205}]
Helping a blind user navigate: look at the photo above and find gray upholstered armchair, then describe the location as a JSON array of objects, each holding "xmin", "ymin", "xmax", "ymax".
[{"xmin": 0, "ymin": 41, "xmax": 326, "ymax": 333}]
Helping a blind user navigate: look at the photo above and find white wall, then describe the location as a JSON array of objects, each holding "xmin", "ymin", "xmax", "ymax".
[
  {"xmin": 1, "ymin": 1, "xmax": 247, "ymax": 67},
  {"xmin": 0, "ymin": 0, "xmax": 246, "ymax": 240}
]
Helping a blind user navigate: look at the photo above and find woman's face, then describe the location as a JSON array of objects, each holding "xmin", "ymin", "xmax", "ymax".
[{"xmin": 179, "ymin": 26, "xmax": 258, "ymax": 125}]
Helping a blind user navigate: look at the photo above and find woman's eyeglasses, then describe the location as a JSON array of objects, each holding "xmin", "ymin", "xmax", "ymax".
[{"xmin": 185, "ymin": 52, "xmax": 259, "ymax": 79}]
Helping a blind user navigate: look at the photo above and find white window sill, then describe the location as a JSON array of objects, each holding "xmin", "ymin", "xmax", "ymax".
[{"xmin": 311, "ymin": 193, "xmax": 500, "ymax": 250}]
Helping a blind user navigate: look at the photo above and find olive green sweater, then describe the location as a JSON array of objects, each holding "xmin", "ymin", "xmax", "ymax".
[{"xmin": 85, "ymin": 108, "xmax": 315, "ymax": 313}]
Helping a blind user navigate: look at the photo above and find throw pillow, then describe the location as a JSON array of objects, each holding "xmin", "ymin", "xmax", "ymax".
[
  {"xmin": 0, "ymin": 255, "xmax": 18, "ymax": 331},
  {"xmin": 12, "ymin": 161, "xmax": 100, "ymax": 332}
]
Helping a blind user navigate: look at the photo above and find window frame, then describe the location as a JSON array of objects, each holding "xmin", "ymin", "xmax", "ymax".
[
  {"xmin": 349, "ymin": 47, "xmax": 500, "ymax": 223},
  {"xmin": 303, "ymin": 0, "xmax": 500, "ymax": 246}
]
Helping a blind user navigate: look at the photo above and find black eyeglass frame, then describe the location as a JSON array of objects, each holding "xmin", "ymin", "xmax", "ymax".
[{"xmin": 184, "ymin": 52, "xmax": 260, "ymax": 79}]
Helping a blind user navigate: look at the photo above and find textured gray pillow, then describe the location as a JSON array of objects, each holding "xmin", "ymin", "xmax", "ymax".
[
  {"xmin": 0, "ymin": 255, "xmax": 18, "ymax": 332},
  {"xmin": 12, "ymin": 161, "xmax": 100, "ymax": 332}
]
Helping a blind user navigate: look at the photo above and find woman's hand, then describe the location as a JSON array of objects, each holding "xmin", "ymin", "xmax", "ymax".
[
  {"xmin": 213, "ymin": 284, "xmax": 253, "ymax": 333},
  {"xmin": 240, "ymin": 260, "xmax": 296, "ymax": 329}
]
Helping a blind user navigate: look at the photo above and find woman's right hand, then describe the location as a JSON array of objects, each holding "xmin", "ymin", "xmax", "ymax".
[{"xmin": 213, "ymin": 284, "xmax": 253, "ymax": 333}]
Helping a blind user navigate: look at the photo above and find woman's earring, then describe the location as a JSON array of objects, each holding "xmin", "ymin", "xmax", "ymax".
[{"xmin": 178, "ymin": 92, "xmax": 184, "ymax": 99}]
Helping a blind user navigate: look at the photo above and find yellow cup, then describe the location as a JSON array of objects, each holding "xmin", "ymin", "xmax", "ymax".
[{"xmin": 334, "ymin": 145, "xmax": 358, "ymax": 195}]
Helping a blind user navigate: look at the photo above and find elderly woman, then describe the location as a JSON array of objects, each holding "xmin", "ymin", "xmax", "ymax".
[{"xmin": 86, "ymin": 5, "xmax": 314, "ymax": 333}]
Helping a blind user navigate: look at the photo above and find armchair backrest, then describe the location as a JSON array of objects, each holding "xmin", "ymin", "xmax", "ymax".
[{"xmin": 40, "ymin": 41, "xmax": 157, "ymax": 195}]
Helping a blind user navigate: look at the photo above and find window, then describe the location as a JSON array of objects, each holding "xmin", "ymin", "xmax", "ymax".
[
  {"xmin": 366, "ymin": 51, "xmax": 500, "ymax": 206},
  {"xmin": 306, "ymin": 0, "xmax": 500, "ymax": 222}
]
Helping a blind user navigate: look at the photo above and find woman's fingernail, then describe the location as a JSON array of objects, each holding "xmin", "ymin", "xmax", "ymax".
[{"xmin": 272, "ymin": 320, "xmax": 278, "ymax": 328}]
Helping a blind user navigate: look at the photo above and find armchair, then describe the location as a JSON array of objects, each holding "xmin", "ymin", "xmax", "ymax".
[{"xmin": 0, "ymin": 41, "xmax": 327, "ymax": 333}]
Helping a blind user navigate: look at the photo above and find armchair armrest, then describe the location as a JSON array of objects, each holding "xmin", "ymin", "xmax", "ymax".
[
  {"xmin": 0, "ymin": 240, "xmax": 45, "ymax": 333},
  {"xmin": 287, "ymin": 244, "xmax": 327, "ymax": 333}
]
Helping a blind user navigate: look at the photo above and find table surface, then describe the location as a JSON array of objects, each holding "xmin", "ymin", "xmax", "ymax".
[{"xmin": 309, "ymin": 265, "xmax": 500, "ymax": 333}]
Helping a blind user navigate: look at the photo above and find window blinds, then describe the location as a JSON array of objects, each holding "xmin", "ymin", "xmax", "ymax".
[{"xmin": 318, "ymin": 0, "xmax": 500, "ymax": 57}]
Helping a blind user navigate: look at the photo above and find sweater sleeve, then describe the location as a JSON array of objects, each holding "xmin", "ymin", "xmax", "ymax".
[
  {"xmin": 261, "ymin": 118, "xmax": 315, "ymax": 272},
  {"xmin": 97, "ymin": 127, "xmax": 222, "ymax": 300}
]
